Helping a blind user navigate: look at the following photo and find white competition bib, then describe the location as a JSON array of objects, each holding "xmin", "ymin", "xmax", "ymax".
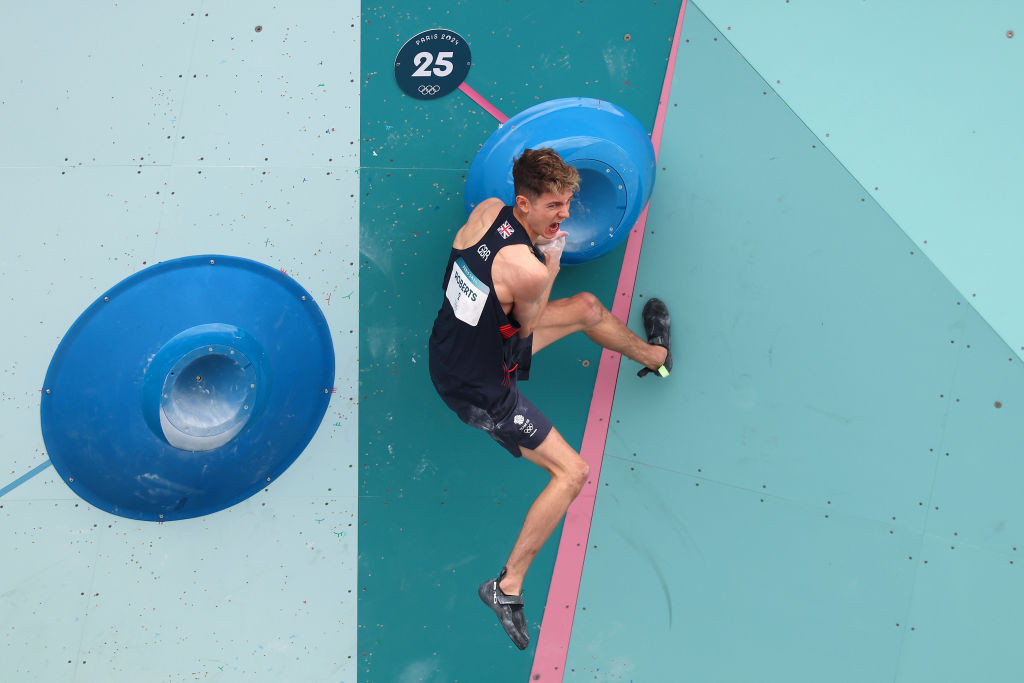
[{"xmin": 445, "ymin": 257, "xmax": 489, "ymax": 326}]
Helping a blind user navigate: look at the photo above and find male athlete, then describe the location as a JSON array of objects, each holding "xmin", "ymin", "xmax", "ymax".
[{"xmin": 428, "ymin": 148, "xmax": 671, "ymax": 650}]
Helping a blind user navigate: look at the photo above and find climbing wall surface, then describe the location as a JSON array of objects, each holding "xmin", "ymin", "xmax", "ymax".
[
  {"xmin": 357, "ymin": 1, "xmax": 682, "ymax": 680},
  {"xmin": 696, "ymin": 0, "xmax": 1024, "ymax": 356},
  {"xmin": 3, "ymin": 0, "xmax": 1020, "ymax": 681},
  {"xmin": 0, "ymin": 3, "xmax": 360, "ymax": 681},
  {"xmin": 567, "ymin": 3, "xmax": 1024, "ymax": 681}
]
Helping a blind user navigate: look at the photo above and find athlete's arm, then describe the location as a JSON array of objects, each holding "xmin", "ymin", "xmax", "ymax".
[{"xmin": 495, "ymin": 242, "xmax": 562, "ymax": 338}]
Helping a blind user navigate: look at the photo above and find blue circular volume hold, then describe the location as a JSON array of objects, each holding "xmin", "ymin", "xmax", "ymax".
[
  {"xmin": 394, "ymin": 28, "xmax": 471, "ymax": 100},
  {"xmin": 464, "ymin": 97, "xmax": 657, "ymax": 265},
  {"xmin": 40, "ymin": 255, "xmax": 335, "ymax": 522}
]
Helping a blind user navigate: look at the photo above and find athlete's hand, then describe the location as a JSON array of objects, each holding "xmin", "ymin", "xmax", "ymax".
[{"xmin": 535, "ymin": 231, "xmax": 568, "ymax": 265}]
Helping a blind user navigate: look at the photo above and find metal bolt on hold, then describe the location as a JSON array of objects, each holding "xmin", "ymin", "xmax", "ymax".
[
  {"xmin": 255, "ymin": 25, "xmax": 263, "ymax": 32},
  {"xmin": 103, "ymin": 296, "xmax": 110, "ymax": 302},
  {"xmin": 323, "ymin": 388, "xmax": 329, "ymax": 394},
  {"xmin": 209, "ymin": 259, "xmax": 215, "ymax": 265},
  {"xmin": 301, "ymin": 295, "xmax": 307, "ymax": 301},
  {"xmin": 266, "ymin": 476, "xmax": 271, "ymax": 482},
  {"xmin": 45, "ymin": 388, "xmax": 51, "ymax": 394}
]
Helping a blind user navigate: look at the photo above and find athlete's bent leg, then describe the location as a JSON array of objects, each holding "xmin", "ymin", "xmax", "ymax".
[
  {"xmin": 532, "ymin": 292, "xmax": 667, "ymax": 371},
  {"xmin": 498, "ymin": 426, "xmax": 589, "ymax": 596}
]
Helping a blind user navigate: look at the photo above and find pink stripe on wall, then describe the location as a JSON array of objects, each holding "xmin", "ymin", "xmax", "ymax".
[
  {"xmin": 458, "ymin": 81, "xmax": 510, "ymax": 124},
  {"xmin": 530, "ymin": 2, "xmax": 688, "ymax": 680}
]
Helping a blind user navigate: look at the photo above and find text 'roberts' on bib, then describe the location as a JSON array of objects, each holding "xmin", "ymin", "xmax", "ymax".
[{"xmin": 445, "ymin": 258, "xmax": 489, "ymax": 326}]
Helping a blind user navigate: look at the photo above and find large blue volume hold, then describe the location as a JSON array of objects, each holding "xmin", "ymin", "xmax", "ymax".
[
  {"xmin": 464, "ymin": 97, "xmax": 656, "ymax": 265},
  {"xmin": 40, "ymin": 255, "xmax": 335, "ymax": 521}
]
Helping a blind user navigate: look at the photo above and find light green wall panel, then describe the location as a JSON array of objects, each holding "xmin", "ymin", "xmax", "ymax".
[
  {"xmin": 1, "ymin": 2, "xmax": 360, "ymax": 681},
  {"xmin": 695, "ymin": 0, "xmax": 1024, "ymax": 357}
]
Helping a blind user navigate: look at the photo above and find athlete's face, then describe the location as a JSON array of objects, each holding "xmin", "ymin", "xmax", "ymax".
[{"xmin": 518, "ymin": 190, "xmax": 573, "ymax": 241}]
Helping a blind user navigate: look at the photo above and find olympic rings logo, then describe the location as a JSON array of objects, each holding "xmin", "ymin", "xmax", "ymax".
[{"xmin": 418, "ymin": 84, "xmax": 441, "ymax": 96}]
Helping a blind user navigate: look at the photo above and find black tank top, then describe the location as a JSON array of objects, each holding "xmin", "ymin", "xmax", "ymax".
[{"xmin": 428, "ymin": 205, "xmax": 544, "ymax": 413}]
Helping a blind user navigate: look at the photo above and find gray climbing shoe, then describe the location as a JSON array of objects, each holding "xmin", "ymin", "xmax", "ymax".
[
  {"xmin": 637, "ymin": 297, "xmax": 672, "ymax": 378},
  {"xmin": 478, "ymin": 568, "xmax": 528, "ymax": 650}
]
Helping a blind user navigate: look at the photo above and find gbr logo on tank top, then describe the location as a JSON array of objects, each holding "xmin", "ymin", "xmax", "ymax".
[{"xmin": 445, "ymin": 257, "xmax": 489, "ymax": 326}]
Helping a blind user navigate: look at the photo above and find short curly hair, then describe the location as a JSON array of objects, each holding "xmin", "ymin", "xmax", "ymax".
[{"xmin": 512, "ymin": 148, "xmax": 580, "ymax": 200}]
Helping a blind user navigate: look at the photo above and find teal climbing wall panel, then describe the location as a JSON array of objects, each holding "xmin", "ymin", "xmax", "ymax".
[
  {"xmin": 566, "ymin": 5, "xmax": 1024, "ymax": 681},
  {"xmin": 357, "ymin": 1, "xmax": 681, "ymax": 680}
]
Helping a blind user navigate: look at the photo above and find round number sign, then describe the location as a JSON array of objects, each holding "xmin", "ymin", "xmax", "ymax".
[{"xmin": 394, "ymin": 28, "xmax": 471, "ymax": 100}]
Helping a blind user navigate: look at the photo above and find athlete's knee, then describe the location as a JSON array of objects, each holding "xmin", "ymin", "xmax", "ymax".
[
  {"xmin": 563, "ymin": 456, "xmax": 590, "ymax": 495},
  {"xmin": 573, "ymin": 292, "xmax": 605, "ymax": 329}
]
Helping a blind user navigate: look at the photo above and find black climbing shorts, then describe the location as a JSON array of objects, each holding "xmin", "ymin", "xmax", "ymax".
[{"xmin": 437, "ymin": 387, "xmax": 553, "ymax": 458}]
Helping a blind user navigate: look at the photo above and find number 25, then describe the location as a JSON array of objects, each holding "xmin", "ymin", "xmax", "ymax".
[{"xmin": 412, "ymin": 51, "xmax": 454, "ymax": 77}]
